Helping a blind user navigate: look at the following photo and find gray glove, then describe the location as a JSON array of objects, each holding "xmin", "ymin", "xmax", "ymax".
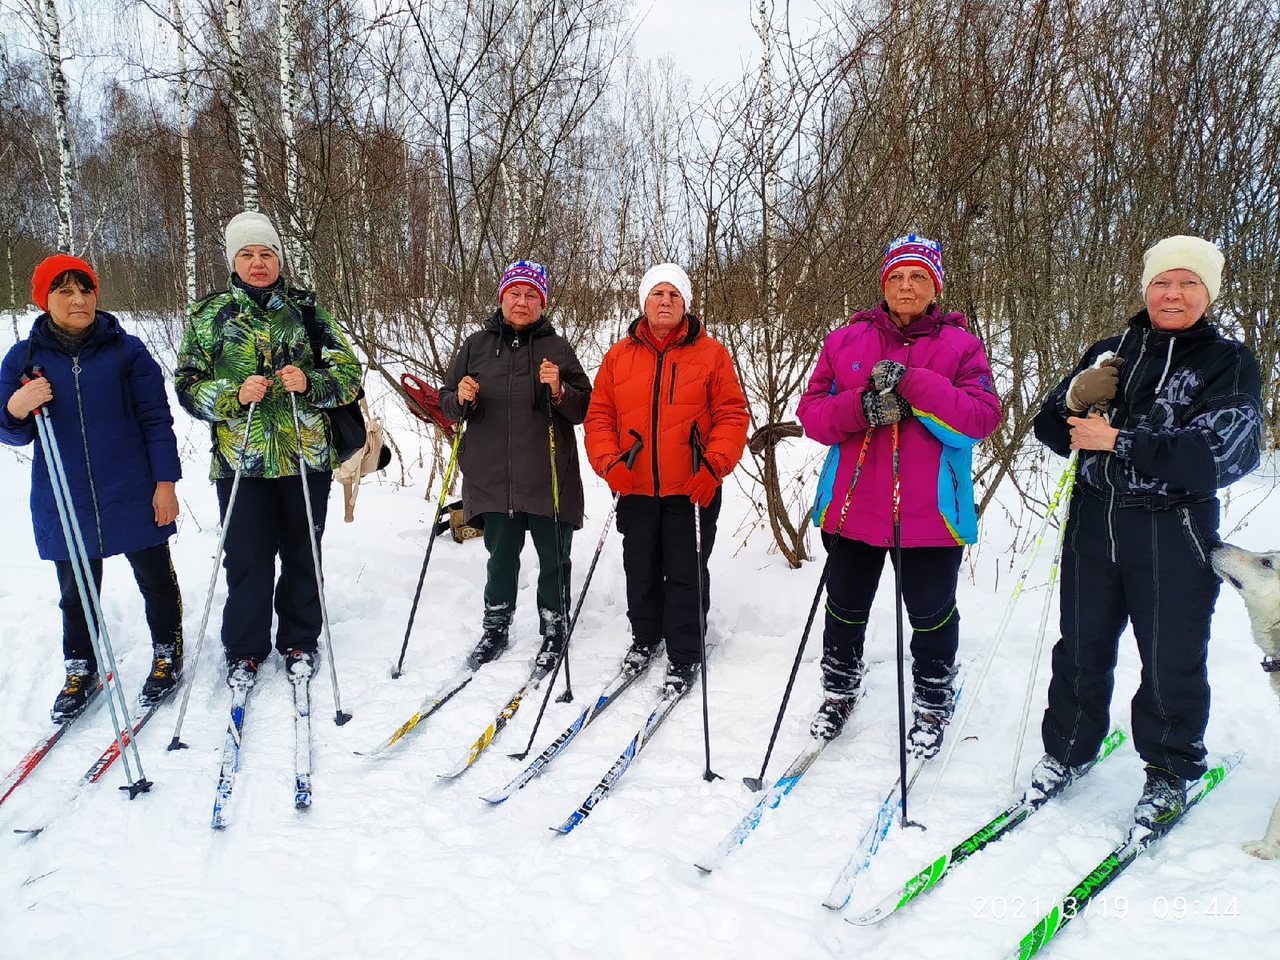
[
  {"xmin": 1066, "ymin": 357, "xmax": 1124, "ymax": 413},
  {"xmin": 862, "ymin": 389, "xmax": 911, "ymax": 427},
  {"xmin": 870, "ymin": 360, "xmax": 906, "ymax": 392}
]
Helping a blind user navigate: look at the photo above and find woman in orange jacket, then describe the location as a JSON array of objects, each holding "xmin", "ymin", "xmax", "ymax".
[{"xmin": 583, "ymin": 263, "xmax": 749, "ymax": 695}]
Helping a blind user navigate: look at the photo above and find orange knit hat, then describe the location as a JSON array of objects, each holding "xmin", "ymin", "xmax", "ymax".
[{"xmin": 31, "ymin": 254, "xmax": 98, "ymax": 311}]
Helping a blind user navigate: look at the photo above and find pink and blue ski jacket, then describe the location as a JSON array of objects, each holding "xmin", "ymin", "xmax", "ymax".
[{"xmin": 797, "ymin": 302, "xmax": 1001, "ymax": 547}]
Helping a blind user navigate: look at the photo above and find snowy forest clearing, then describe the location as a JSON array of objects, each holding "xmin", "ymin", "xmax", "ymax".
[{"xmin": 2, "ymin": 315, "xmax": 1279, "ymax": 960}]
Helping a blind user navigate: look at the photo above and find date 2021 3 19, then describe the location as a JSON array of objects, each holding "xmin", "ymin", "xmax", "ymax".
[{"xmin": 972, "ymin": 895, "xmax": 1240, "ymax": 921}]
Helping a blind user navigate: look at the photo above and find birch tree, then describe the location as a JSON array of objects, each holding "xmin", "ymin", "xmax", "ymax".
[
  {"xmin": 224, "ymin": 0, "xmax": 258, "ymax": 209},
  {"xmin": 27, "ymin": 0, "xmax": 75, "ymax": 251}
]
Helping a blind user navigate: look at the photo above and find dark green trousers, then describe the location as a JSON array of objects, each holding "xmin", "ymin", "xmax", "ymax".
[{"xmin": 481, "ymin": 512, "xmax": 572, "ymax": 635}]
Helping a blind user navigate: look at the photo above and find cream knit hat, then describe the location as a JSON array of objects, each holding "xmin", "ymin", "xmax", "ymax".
[
  {"xmin": 225, "ymin": 211, "xmax": 284, "ymax": 273},
  {"xmin": 1140, "ymin": 235, "xmax": 1224, "ymax": 303},
  {"xmin": 638, "ymin": 263, "xmax": 693, "ymax": 314}
]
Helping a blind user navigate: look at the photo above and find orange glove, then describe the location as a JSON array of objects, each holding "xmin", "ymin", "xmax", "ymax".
[
  {"xmin": 605, "ymin": 460, "xmax": 633, "ymax": 496},
  {"xmin": 686, "ymin": 466, "xmax": 719, "ymax": 507}
]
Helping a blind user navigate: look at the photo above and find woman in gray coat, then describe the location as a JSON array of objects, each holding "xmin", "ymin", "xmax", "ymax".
[{"xmin": 438, "ymin": 261, "xmax": 591, "ymax": 673}]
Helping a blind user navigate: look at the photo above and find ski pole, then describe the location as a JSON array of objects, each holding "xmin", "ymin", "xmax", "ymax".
[
  {"xmin": 168, "ymin": 399, "xmax": 259, "ymax": 751},
  {"xmin": 511, "ymin": 430, "xmax": 643, "ymax": 761},
  {"xmin": 544, "ymin": 383, "xmax": 574, "ymax": 703},
  {"xmin": 689, "ymin": 421, "xmax": 720, "ymax": 783},
  {"xmin": 287, "ymin": 383, "xmax": 351, "ymax": 726},
  {"xmin": 24, "ymin": 367, "xmax": 150, "ymax": 797},
  {"xmin": 889, "ymin": 421, "xmax": 915, "ymax": 829},
  {"xmin": 743, "ymin": 426, "xmax": 875, "ymax": 791},
  {"xmin": 1005, "ymin": 366, "xmax": 1122, "ymax": 785},
  {"xmin": 923, "ymin": 452, "xmax": 1077, "ymax": 802},
  {"xmin": 392, "ymin": 401, "xmax": 468, "ymax": 679}
]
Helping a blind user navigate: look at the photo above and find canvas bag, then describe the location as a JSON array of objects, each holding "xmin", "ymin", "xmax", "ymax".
[{"xmin": 332, "ymin": 393, "xmax": 391, "ymax": 522}]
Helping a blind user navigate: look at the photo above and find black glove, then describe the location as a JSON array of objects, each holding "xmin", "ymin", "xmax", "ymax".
[
  {"xmin": 870, "ymin": 360, "xmax": 906, "ymax": 393},
  {"xmin": 862, "ymin": 389, "xmax": 911, "ymax": 427}
]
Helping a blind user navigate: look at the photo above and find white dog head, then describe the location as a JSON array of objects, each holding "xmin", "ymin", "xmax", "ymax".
[{"xmin": 1211, "ymin": 543, "xmax": 1280, "ymax": 662}]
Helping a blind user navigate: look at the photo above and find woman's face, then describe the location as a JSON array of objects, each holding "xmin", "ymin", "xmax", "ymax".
[
  {"xmin": 1145, "ymin": 268, "xmax": 1209, "ymax": 331},
  {"xmin": 500, "ymin": 283, "xmax": 543, "ymax": 329},
  {"xmin": 46, "ymin": 278, "xmax": 98, "ymax": 334},
  {"xmin": 234, "ymin": 245, "xmax": 281, "ymax": 288},
  {"xmin": 644, "ymin": 282, "xmax": 685, "ymax": 336},
  {"xmin": 882, "ymin": 266, "xmax": 936, "ymax": 327}
]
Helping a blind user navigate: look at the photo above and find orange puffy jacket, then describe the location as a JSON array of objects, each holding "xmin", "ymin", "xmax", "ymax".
[{"xmin": 584, "ymin": 315, "xmax": 749, "ymax": 496}]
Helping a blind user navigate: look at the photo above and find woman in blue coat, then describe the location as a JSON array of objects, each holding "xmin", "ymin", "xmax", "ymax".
[{"xmin": 0, "ymin": 254, "xmax": 184, "ymax": 720}]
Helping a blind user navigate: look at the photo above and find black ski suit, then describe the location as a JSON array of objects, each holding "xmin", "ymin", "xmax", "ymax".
[{"xmin": 1033, "ymin": 310, "xmax": 1262, "ymax": 780}]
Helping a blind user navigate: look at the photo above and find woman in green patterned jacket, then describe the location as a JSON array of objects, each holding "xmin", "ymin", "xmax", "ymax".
[{"xmin": 175, "ymin": 211, "xmax": 361, "ymax": 686}]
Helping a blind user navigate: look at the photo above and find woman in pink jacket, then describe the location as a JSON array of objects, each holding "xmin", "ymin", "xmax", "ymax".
[{"xmin": 796, "ymin": 235, "xmax": 1000, "ymax": 755}]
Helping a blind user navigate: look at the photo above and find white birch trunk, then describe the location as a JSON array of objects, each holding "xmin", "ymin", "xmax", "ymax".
[
  {"xmin": 173, "ymin": 0, "xmax": 197, "ymax": 298},
  {"xmin": 38, "ymin": 0, "xmax": 75, "ymax": 251},
  {"xmin": 225, "ymin": 0, "xmax": 259, "ymax": 210},
  {"xmin": 277, "ymin": 0, "xmax": 309, "ymax": 282},
  {"xmin": 756, "ymin": 0, "xmax": 778, "ymax": 340}
]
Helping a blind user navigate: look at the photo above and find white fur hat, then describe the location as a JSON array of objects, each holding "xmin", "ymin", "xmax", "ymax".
[
  {"xmin": 1140, "ymin": 235, "xmax": 1224, "ymax": 303},
  {"xmin": 225, "ymin": 211, "xmax": 284, "ymax": 272},
  {"xmin": 638, "ymin": 263, "xmax": 693, "ymax": 314}
]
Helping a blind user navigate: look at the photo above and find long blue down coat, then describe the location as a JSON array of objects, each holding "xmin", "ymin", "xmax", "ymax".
[{"xmin": 0, "ymin": 311, "xmax": 182, "ymax": 561}]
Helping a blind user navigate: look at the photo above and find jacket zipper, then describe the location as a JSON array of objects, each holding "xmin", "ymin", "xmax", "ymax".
[
  {"xmin": 650, "ymin": 350, "xmax": 665, "ymax": 491},
  {"xmin": 668, "ymin": 364, "xmax": 677, "ymax": 404},
  {"xmin": 1102, "ymin": 334, "xmax": 1147, "ymax": 563},
  {"xmin": 1179, "ymin": 506, "xmax": 1207, "ymax": 565},
  {"xmin": 506, "ymin": 332, "xmax": 516, "ymax": 517},
  {"xmin": 71, "ymin": 353, "xmax": 106, "ymax": 555}
]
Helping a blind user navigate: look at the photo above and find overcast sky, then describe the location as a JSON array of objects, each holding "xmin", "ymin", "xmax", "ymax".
[{"xmin": 629, "ymin": 0, "xmax": 830, "ymax": 93}]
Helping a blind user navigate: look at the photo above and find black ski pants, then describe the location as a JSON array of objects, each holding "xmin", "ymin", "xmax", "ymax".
[
  {"xmin": 480, "ymin": 511, "xmax": 573, "ymax": 634},
  {"xmin": 1041, "ymin": 490, "xmax": 1221, "ymax": 781},
  {"xmin": 819, "ymin": 534, "xmax": 963, "ymax": 696},
  {"xmin": 216, "ymin": 472, "xmax": 331, "ymax": 664},
  {"xmin": 615, "ymin": 489, "xmax": 721, "ymax": 665},
  {"xmin": 56, "ymin": 541, "xmax": 184, "ymax": 669}
]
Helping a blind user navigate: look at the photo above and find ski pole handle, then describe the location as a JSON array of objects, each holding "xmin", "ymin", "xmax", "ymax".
[
  {"xmin": 689, "ymin": 421, "xmax": 705, "ymax": 474},
  {"xmin": 619, "ymin": 430, "xmax": 640, "ymax": 471},
  {"xmin": 19, "ymin": 365, "xmax": 51, "ymax": 414}
]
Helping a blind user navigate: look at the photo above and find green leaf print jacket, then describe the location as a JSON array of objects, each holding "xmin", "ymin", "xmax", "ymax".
[{"xmin": 175, "ymin": 277, "xmax": 362, "ymax": 480}]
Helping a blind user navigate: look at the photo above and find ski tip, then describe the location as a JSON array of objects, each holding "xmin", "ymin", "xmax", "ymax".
[
  {"xmin": 295, "ymin": 796, "xmax": 312, "ymax": 809},
  {"xmin": 13, "ymin": 827, "xmax": 45, "ymax": 838},
  {"xmin": 693, "ymin": 862, "xmax": 713, "ymax": 875},
  {"xmin": 820, "ymin": 898, "xmax": 848, "ymax": 912},
  {"xmin": 479, "ymin": 793, "xmax": 508, "ymax": 805}
]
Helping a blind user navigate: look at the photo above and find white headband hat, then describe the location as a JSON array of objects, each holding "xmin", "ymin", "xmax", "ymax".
[
  {"xmin": 638, "ymin": 263, "xmax": 693, "ymax": 314},
  {"xmin": 225, "ymin": 211, "xmax": 284, "ymax": 273},
  {"xmin": 1140, "ymin": 235, "xmax": 1224, "ymax": 304}
]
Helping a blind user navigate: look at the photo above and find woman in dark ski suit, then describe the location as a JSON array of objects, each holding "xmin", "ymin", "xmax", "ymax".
[
  {"xmin": 1028, "ymin": 235, "xmax": 1262, "ymax": 832},
  {"xmin": 438, "ymin": 261, "xmax": 591, "ymax": 673},
  {"xmin": 0, "ymin": 254, "xmax": 183, "ymax": 720}
]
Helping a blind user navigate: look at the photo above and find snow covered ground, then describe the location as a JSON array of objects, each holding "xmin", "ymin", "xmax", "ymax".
[{"xmin": 2, "ymin": 313, "xmax": 1279, "ymax": 960}]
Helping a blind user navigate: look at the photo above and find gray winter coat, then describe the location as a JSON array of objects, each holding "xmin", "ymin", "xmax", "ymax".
[{"xmin": 439, "ymin": 311, "xmax": 591, "ymax": 528}]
